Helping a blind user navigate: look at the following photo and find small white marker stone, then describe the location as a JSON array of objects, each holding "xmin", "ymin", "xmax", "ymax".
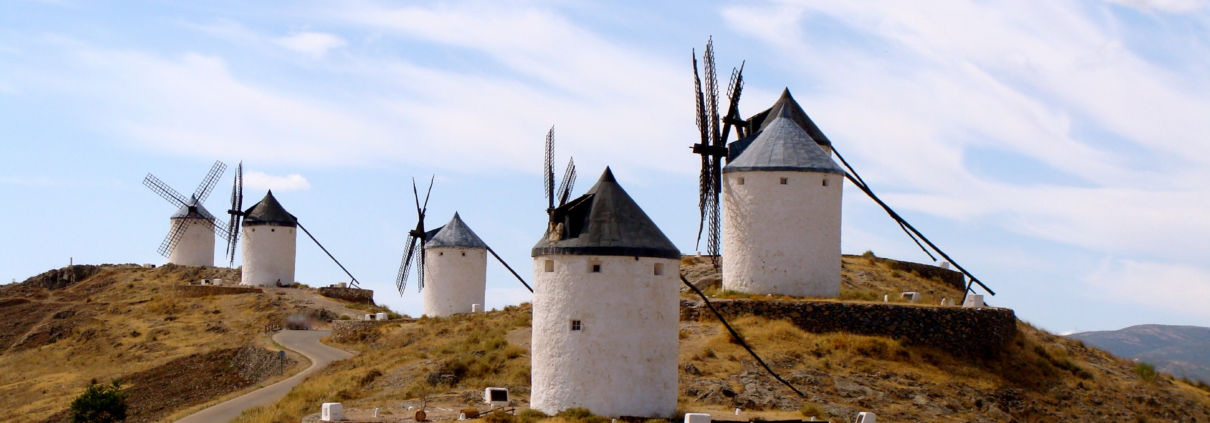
[
  {"xmin": 321, "ymin": 403, "xmax": 345, "ymax": 422},
  {"xmin": 963, "ymin": 294, "xmax": 985, "ymax": 309},
  {"xmin": 684, "ymin": 413, "xmax": 711, "ymax": 423},
  {"xmin": 855, "ymin": 411, "xmax": 877, "ymax": 423},
  {"xmin": 472, "ymin": 304, "xmax": 482, "ymax": 313}
]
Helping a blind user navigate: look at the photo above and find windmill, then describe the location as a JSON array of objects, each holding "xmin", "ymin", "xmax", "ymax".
[
  {"xmin": 143, "ymin": 160, "xmax": 229, "ymax": 266},
  {"xmin": 544, "ymin": 126, "xmax": 577, "ymax": 229},
  {"xmin": 224, "ymin": 162, "xmax": 244, "ymax": 267},
  {"xmin": 690, "ymin": 37, "xmax": 745, "ymax": 270},
  {"xmin": 395, "ymin": 177, "xmax": 533, "ymax": 300}
]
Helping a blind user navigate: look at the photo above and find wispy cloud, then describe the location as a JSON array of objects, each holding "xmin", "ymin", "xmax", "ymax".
[
  {"xmin": 1103, "ymin": 0, "xmax": 1210, "ymax": 13},
  {"xmin": 1086, "ymin": 258, "xmax": 1210, "ymax": 319},
  {"xmin": 243, "ymin": 171, "xmax": 310, "ymax": 191},
  {"xmin": 274, "ymin": 32, "xmax": 346, "ymax": 58}
]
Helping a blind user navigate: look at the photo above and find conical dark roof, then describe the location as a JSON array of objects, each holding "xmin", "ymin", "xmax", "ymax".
[
  {"xmin": 170, "ymin": 196, "xmax": 212, "ymax": 220},
  {"xmin": 532, "ymin": 168, "xmax": 680, "ymax": 259},
  {"xmin": 425, "ymin": 212, "xmax": 488, "ymax": 249},
  {"xmin": 744, "ymin": 88, "xmax": 832, "ymax": 149},
  {"xmin": 242, "ymin": 190, "xmax": 298, "ymax": 227},
  {"xmin": 724, "ymin": 110, "xmax": 844, "ymax": 174}
]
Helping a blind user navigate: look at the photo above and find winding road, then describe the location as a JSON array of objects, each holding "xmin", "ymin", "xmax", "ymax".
[{"xmin": 175, "ymin": 330, "xmax": 353, "ymax": 423}]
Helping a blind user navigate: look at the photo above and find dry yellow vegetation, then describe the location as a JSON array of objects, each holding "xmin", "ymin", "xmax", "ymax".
[{"xmin": 0, "ymin": 264, "xmax": 345, "ymax": 423}]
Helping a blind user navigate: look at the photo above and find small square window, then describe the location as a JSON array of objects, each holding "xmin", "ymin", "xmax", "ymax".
[
  {"xmin": 591, "ymin": 263, "xmax": 601, "ymax": 273},
  {"xmin": 439, "ymin": 251, "xmax": 444, "ymax": 256},
  {"xmin": 654, "ymin": 263, "xmax": 664, "ymax": 276},
  {"xmin": 571, "ymin": 320, "xmax": 582, "ymax": 331},
  {"xmin": 461, "ymin": 252, "xmax": 466, "ymax": 256},
  {"xmin": 822, "ymin": 178, "xmax": 829, "ymax": 187},
  {"xmin": 780, "ymin": 177, "xmax": 788, "ymax": 185},
  {"xmin": 737, "ymin": 177, "xmax": 745, "ymax": 185},
  {"xmin": 544, "ymin": 260, "xmax": 554, "ymax": 272}
]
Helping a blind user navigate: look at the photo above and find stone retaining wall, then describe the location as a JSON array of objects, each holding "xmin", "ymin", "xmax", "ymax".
[
  {"xmin": 318, "ymin": 287, "xmax": 376, "ymax": 305},
  {"xmin": 681, "ymin": 298, "xmax": 1016, "ymax": 357},
  {"xmin": 174, "ymin": 285, "xmax": 263, "ymax": 297}
]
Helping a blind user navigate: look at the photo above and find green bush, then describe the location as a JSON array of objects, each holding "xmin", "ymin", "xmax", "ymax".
[
  {"xmin": 861, "ymin": 250, "xmax": 876, "ymax": 259},
  {"xmin": 70, "ymin": 380, "xmax": 128, "ymax": 423},
  {"xmin": 1135, "ymin": 362, "xmax": 1159, "ymax": 382},
  {"xmin": 557, "ymin": 408, "xmax": 608, "ymax": 423}
]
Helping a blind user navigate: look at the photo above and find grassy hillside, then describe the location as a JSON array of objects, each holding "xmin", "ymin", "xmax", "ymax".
[
  {"xmin": 233, "ymin": 256, "xmax": 1210, "ymax": 423},
  {"xmin": 0, "ymin": 264, "xmax": 356, "ymax": 423}
]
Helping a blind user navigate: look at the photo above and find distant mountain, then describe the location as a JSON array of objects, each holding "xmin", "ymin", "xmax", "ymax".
[{"xmin": 1069, "ymin": 324, "xmax": 1210, "ymax": 384}]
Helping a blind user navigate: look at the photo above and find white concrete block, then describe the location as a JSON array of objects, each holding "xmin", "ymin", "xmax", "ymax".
[
  {"xmin": 321, "ymin": 403, "xmax": 345, "ymax": 421},
  {"xmin": 883, "ymin": 294, "xmax": 888, "ymax": 302},
  {"xmin": 901, "ymin": 292, "xmax": 920, "ymax": 302},
  {"xmin": 684, "ymin": 413, "xmax": 711, "ymax": 423},
  {"xmin": 364, "ymin": 314, "xmax": 372, "ymax": 321},
  {"xmin": 855, "ymin": 411, "xmax": 876, "ymax": 423},
  {"xmin": 963, "ymin": 294, "xmax": 984, "ymax": 308},
  {"xmin": 337, "ymin": 282, "xmax": 347, "ymax": 288},
  {"xmin": 213, "ymin": 279, "xmax": 222, "ymax": 285},
  {"xmin": 472, "ymin": 304, "xmax": 482, "ymax": 313},
  {"xmin": 939, "ymin": 261, "xmax": 950, "ymax": 270},
  {"xmin": 485, "ymin": 387, "xmax": 509, "ymax": 407},
  {"xmin": 376, "ymin": 312, "xmax": 387, "ymax": 321}
]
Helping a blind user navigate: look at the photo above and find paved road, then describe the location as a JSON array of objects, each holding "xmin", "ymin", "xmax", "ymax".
[{"xmin": 175, "ymin": 330, "xmax": 353, "ymax": 423}]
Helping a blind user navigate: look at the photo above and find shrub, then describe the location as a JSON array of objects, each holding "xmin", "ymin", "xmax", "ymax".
[
  {"xmin": 484, "ymin": 410, "xmax": 515, "ymax": 423},
  {"xmin": 70, "ymin": 380, "xmax": 128, "ymax": 423},
  {"xmin": 800, "ymin": 403, "xmax": 829, "ymax": 419},
  {"xmin": 861, "ymin": 250, "xmax": 875, "ymax": 259},
  {"xmin": 557, "ymin": 408, "xmax": 608, "ymax": 423},
  {"xmin": 1135, "ymin": 362, "xmax": 1159, "ymax": 382},
  {"xmin": 517, "ymin": 409, "xmax": 548, "ymax": 423}
]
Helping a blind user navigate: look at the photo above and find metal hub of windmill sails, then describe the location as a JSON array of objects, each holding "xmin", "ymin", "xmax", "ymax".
[
  {"xmin": 691, "ymin": 37, "xmax": 745, "ymax": 271},
  {"xmin": 143, "ymin": 160, "xmax": 230, "ymax": 258}
]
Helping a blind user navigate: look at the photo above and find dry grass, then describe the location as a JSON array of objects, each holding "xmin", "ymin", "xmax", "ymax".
[
  {"xmin": 231, "ymin": 304, "xmax": 534, "ymax": 423},
  {"xmin": 0, "ymin": 265, "xmax": 315, "ymax": 423}
]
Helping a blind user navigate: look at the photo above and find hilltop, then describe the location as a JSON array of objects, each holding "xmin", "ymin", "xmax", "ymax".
[
  {"xmin": 230, "ymin": 255, "xmax": 1210, "ymax": 423},
  {"xmin": 1071, "ymin": 325, "xmax": 1210, "ymax": 385},
  {"xmin": 0, "ymin": 263, "xmax": 372, "ymax": 423}
]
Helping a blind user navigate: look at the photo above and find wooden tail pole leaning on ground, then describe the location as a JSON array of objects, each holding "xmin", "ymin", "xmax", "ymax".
[
  {"xmin": 680, "ymin": 275, "xmax": 806, "ymax": 398},
  {"xmin": 487, "ymin": 246, "xmax": 533, "ymax": 293},
  {"xmin": 297, "ymin": 222, "xmax": 362, "ymax": 289},
  {"xmin": 831, "ymin": 148, "xmax": 995, "ymax": 304}
]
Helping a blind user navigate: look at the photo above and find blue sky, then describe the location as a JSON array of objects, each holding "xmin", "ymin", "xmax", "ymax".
[{"xmin": 1, "ymin": 0, "xmax": 1207, "ymax": 334}]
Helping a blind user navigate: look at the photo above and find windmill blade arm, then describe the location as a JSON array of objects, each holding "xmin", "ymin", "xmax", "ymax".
[
  {"xmin": 487, "ymin": 246, "xmax": 533, "ymax": 293},
  {"xmin": 396, "ymin": 235, "xmax": 418, "ymax": 295},
  {"xmin": 417, "ymin": 248, "xmax": 426, "ymax": 292},
  {"xmin": 144, "ymin": 175, "xmax": 188, "ymax": 208},
  {"xmin": 556, "ymin": 157, "xmax": 576, "ymax": 206},
  {"xmin": 157, "ymin": 219, "xmax": 191, "ymax": 258},
  {"xmin": 193, "ymin": 161, "xmax": 227, "ymax": 203},
  {"xmin": 545, "ymin": 126, "xmax": 555, "ymax": 209}
]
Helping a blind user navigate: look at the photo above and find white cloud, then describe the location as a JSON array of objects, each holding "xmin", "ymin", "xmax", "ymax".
[
  {"xmin": 274, "ymin": 32, "xmax": 347, "ymax": 58},
  {"xmin": 721, "ymin": 1, "xmax": 1210, "ymax": 260},
  {"xmin": 1086, "ymin": 259, "xmax": 1210, "ymax": 320},
  {"xmin": 243, "ymin": 171, "xmax": 310, "ymax": 191},
  {"xmin": 1103, "ymin": 0, "xmax": 1209, "ymax": 12}
]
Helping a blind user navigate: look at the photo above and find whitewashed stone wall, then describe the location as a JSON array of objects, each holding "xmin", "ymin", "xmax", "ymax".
[
  {"xmin": 422, "ymin": 247, "xmax": 487, "ymax": 317},
  {"xmin": 240, "ymin": 225, "xmax": 296, "ymax": 286},
  {"xmin": 530, "ymin": 254, "xmax": 680, "ymax": 418},
  {"xmin": 168, "ymin": 219, "xmax": 216, "ymax": 267},
  {"xmin": 722, "ymin": 170, "xmax": 842, "ymax": 297}
]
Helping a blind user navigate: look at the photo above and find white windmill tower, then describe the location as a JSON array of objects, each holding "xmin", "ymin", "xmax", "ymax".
[
  {"xmin": 396, "ymin": 179, "xmax": 536, "ymax": 316},
  {"xmin": 143, "ymin": 161, "xmax": 228, "ymax": 267},
  {"xmin": 721, "ymin": 90, "xmax": 845, "ymax": 297},
  {"xmin": 238, "ymin": 190, "xmax": 298, "ymax": 287},
  {"xmin": 530, "ymin": 167, "xmax": 681, "ymax": 418}
]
